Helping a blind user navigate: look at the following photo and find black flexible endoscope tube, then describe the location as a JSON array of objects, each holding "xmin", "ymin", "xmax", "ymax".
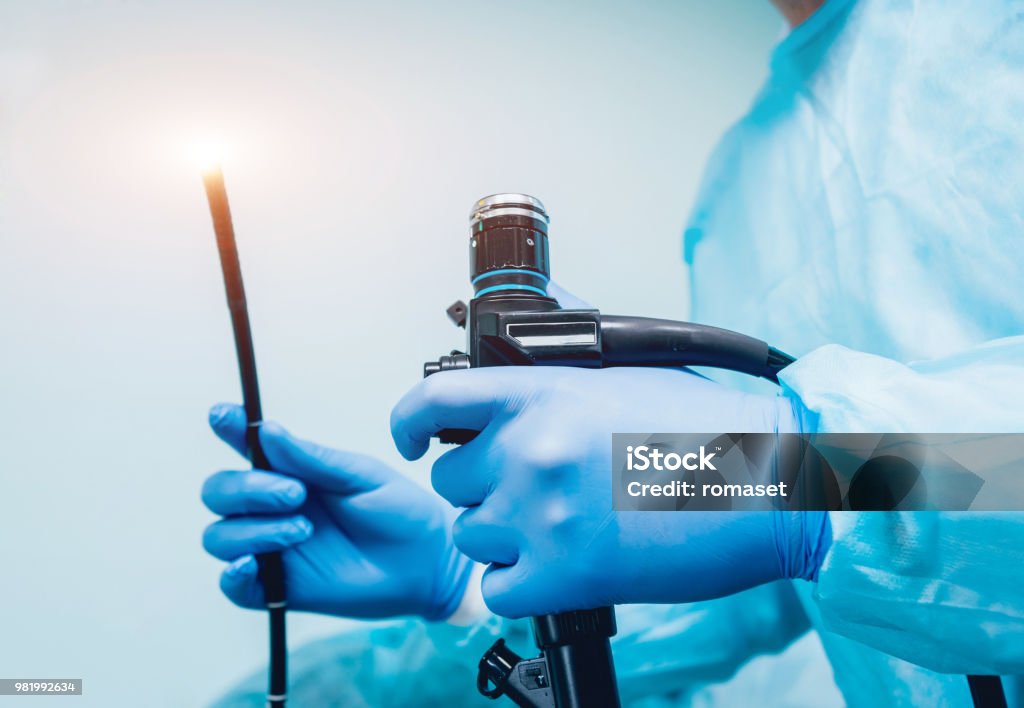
[
  {"xmin": 968, "ymin": 676, "xmax": 1007, "ymax": 708},
  {"xmin": 203, "ymin": 166, "xmax": 288, "ymax": 708},
  {"xmin": 600, "ymin": 315, "xmax": 794, "ymax": 382}
]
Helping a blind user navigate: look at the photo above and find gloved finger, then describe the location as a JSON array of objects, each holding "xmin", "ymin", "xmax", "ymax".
[
  {"xmin": 430, "ymin": 439, "xmax": 494, "ymax": 508},
  {"xmin": 209, "ymin": 403, "xmax": 249, "ymax": 459},
  {"xmin": 201, "ymin": 470, "xmax": 307, "ymax": 516},
  {"xmin": 547, "ymin": 281, "xmax": 594, "ymax": 310},
  {"xmin": 202, "ymin": 515, "xmax": 313, "ymax": 561},
  {"xmin": 391, "ymin": 368, "xmax": 531, "ymax": 460},
  {"xmin": 258, "ymin": 421, "xmax": 397, "ymax": 494},
  {"xmin": 219, "ymin": 555, "xmax": 265, "ymax": 609},
  {"xmin": 452, "ymin": 506, "xmax": 520, "ymax": 566},
  {"xmin": 479, "ymin": 560, "xmax": 534, "ymax": 619}
]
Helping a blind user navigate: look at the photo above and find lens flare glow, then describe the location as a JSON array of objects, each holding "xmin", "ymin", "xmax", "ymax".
[{"xmin": 187, "ymin": 139, "xmax": 230, "ymax": 174}]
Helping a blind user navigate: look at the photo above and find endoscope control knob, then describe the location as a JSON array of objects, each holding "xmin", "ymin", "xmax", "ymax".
[
  {"xmin": 447, "ymin": 300, "xmax": 468, "ymax": 328},
  {"xmin": 477, "ymin": 639, "xmax": 554, "ymax": 708},
  {"xmin": 423, "ymin": 351, "xmax": 470, "ymax": 377}
]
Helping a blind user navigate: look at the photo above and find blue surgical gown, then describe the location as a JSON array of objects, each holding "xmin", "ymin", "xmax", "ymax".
[{"xmin": 685, "ymin": 0, "xmax": 1024, "ymax": 701}]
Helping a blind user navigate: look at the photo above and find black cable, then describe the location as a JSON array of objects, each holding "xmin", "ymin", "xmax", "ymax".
[
  {"xmin": 203, "ymin": 166, "xmax": 287, "ymax": 708},
  {"xmin": 968, "ymin": 676, "xmax": 1007, "ymax": 708},
  {"xmin": 600, "ymin": 315, "xmax": 795, "ymax": 382}
]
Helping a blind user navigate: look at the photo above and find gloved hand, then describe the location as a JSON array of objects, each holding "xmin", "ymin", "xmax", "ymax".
[
  {"xmin": 202, "ymin": 403, "xmax": 473, "ymax": 621},
  {"xmin": 391, "ymin": 366, "xmax": 831, "ymax": 618}
]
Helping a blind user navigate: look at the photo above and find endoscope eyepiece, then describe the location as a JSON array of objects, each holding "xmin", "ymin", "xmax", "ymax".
[
  {"xmin": 470, "ymin": 193, "xmax": 549, "ymax": 226},
  {"xmin": 469, "ymin": 193, "xmax": 551, "ymax": 298}
]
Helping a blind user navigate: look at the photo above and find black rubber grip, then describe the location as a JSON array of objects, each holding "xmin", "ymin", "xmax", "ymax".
[
  {"xmin": 438, "ymin": 428, "xmax": 480, "ymax": 445},
  {"xmin": 600, "ymin": 315, "xmax": 788, "ymax": 382}
]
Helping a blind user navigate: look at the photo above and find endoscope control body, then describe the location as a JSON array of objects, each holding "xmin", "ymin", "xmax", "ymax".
[{"xmin": 422, "ymin": 194, "xmax": 794, "ymax": 707}]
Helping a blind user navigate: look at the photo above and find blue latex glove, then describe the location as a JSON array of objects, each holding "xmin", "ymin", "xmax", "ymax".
[
  {"xmin": 391, "ymin": 366, "xmax": 831, "ymax": 618},
  {"xmin": 202, "ymin": 403, "xmax": 472, "ymax": 621}
]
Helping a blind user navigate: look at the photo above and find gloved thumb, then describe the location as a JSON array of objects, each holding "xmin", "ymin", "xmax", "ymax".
[
  {"xmin": 219, "ymin": 555, "xmax": 265, "ymax": 610},
  {"xmin": 209, "ymin": 403, "xmax": 396, "ymax": 494},
  {"xmin": 209, "ymin": 403, "xmax": 249, "ymax": 458}
]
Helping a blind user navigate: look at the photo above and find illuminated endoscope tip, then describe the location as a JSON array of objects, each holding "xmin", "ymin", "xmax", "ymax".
[{"xmin": 188, "ymin": 139, "xmax": 230, "ymax": 175}]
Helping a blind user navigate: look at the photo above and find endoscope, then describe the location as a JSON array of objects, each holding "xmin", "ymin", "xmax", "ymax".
[{"xmin": 203, "ymin": 166, "xmax": 288, "ymax": 708}]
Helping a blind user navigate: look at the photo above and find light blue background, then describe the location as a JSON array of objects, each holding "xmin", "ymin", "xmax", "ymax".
[{"xmin": 0, "ymin": 1, "xmax": 780, "ymax": 705}]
